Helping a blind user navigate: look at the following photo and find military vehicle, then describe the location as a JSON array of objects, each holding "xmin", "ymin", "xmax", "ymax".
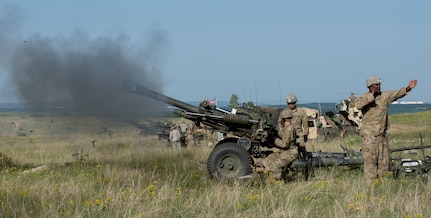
[
  {"xmin": 333, "ymin": 97, "xmax": 362, "ymax": 133},
  {"xmin": 306, "ymin": 98, "xmax": 363, "ymax": 142},
  {"xmin": 126, "ymin": 119, "xmax": 205, "ymax": 147},
  {"xmin": 122, "ymin": 80, "xmax": 431, "ymax": 181}
]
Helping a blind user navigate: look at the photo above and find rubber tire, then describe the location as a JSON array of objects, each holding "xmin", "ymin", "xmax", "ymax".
[{"xmin": 207, "ymin": 142, "xmax": 253, "ymax": 180}]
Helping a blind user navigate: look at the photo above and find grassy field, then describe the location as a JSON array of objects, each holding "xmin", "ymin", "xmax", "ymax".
[{"xmin": 1, "ymin": 110, "xmax": 431, "ymax": 217}]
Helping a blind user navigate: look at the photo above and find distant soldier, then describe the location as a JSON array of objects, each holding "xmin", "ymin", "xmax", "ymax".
[
  {"xmin": 179, "ymin": 120, "xmax": 188, "ymax": 134},
  {"xmin": 169, "ymin": 126, "xmax": 182, "ymax": 149},
  {"xmin": 259, "ymin": 111, "xmax": 298, "ymax": 183},
  {"xmin": 356, "ymin": 76, "xmax": 417, "ymax": 183},
  {"xmin": 185, "ymin": 122, "xmax": 196, "ymax": 147},
  {"xmin": 179, "ymin": 120, "xmax": 188, "ymax": 144},
  {"xmin": 279, "ymin": 94, "xmax": 309, "ymax": 145},
  {"xmin": 348, "ymin": 92, "xmax": 357, "ymax": 108}
]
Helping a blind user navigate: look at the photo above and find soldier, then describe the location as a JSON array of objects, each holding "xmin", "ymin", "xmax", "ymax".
[
  {"xmin": 261, "ymin": 111, "xmax": 298, "ymax": 184},
  {"xmin": 179, "ymin": 120, "xmax": 188, "ymax": 145},
  {"xmin": 355, "ymin": 76, "xmax": 417, "ymax": 183},
  {"xmin": 169, "ymin": 126, "xmax": 182, "ymax": 149},
  {"xmin": 348, "ymin": 92, "xmax": 357, "ymax": 108},
  {"xmin": 185, "ymin": 122, "xmax": 196, "ymax": 147},
  {"xmin": 279, "ymin": 94, "xmax": 309, "ymax": 145}
]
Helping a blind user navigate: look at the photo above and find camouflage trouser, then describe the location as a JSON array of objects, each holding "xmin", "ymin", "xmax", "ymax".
[
  {"xmin": 185, "ymin": 135, "xmax": 195, "ymax": 147},
  {"xmin": 361, "ymin": 135, "xmax": 389, "ymax": 183},
  {"xmin": 172, "ymin": 141, "xmax": 182, "ymax": 149},
  {"xmin": 263, "ymin": 148, "xmax": 298, "ymax": 179}
]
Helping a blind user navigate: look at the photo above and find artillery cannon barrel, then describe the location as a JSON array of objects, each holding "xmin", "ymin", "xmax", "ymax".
[
  {"xmin": 177, "ymin": 111, "xmax": 258, "ymax": 125},
  {"xmin": 122, "ymin": 80, "xmax": 200, "ymax": 113}
]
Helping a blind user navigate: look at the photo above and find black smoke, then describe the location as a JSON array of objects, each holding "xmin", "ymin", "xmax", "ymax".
[{"xmin": 1, "ymin": 6, "xmax": 168, "ymax": 118}]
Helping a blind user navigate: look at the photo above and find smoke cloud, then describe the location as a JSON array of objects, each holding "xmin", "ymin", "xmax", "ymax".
[{"xmin": 0, "ymin": 6, "xmax": 168, "ymax": 118}]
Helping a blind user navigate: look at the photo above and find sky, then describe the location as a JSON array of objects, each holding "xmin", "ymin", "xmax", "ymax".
[{"xmin": 0, "ymin": 1, "xmax": 430, "ymax": 109}]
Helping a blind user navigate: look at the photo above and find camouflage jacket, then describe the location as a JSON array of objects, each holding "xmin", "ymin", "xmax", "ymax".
[
  {"xmin": 278, "ymin": 107, "xmax": 309, "ymax": 137},
  {"xmin": 169, "ymin": 129, "xmax": 181, "ymax": 142},
  {"xmin": 356, "ymin": 87, "xmax": 408, "ymax": 137},
  {"xmin": 277, "ymin": 125, "xmax": 296, "ymax": 149}
]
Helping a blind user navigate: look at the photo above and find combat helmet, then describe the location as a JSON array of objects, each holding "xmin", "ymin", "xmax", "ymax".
[
  {"xmin": 366, "ymin": 76, "xmax": 381, "ymax": 87},
  {"xmin": 286, "ymin": 94, "xmax": 298, "ymax": 104},
  {"xmin": 281, "ymin": 109, "xmax": 293, "ymax": 119}
]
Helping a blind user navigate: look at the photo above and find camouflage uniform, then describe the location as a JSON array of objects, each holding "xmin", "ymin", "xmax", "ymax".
[
  {"xmin": 260, "ymin": 111, "xmax": 298, "ymax": 183},
  {"xmin": 264, "ymin": 126, "xmax": 298, "ymax": 180},
  {"xmin": 279, "ymin": 107, "xmax": 309, "ymax": 145},
  {"xmin": 356, "ymin": 76, "xmax": 412, "ymax": 183},
  {"xmin": 185, "ymin": 122, "xmax": 195, "ymax": 147},
  {"xmin": 169, "ymin": 127, "xmax": 182, "ymax": 149}
]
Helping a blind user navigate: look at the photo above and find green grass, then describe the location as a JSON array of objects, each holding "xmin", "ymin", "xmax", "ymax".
[{"xmin": 1, "ymin": 111, "xmax": 431, "ymax": 217}]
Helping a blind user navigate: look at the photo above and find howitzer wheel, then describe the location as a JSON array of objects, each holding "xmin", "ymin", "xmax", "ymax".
[{"xmin": 207, "ymin": 142, "xmax": 253, "ymax": 180}]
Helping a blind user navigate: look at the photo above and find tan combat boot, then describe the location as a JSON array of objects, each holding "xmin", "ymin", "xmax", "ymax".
[
  {"xmin": 265, "ymin": 172, "xmax": 276, "ymax": 184},
  {"xmin": 273, "ymin": 172, "xmax": 285, "ymax": 185},
  {"xmin": 254, "ymin": 158, "xmax": 267, "ymax": 173}
]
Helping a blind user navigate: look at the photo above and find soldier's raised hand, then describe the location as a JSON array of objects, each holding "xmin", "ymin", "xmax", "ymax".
[
  {"xmin": 406, "ymin": 79, "xmax": 417, "ymax": 92},
  {"xmin": 409, "ymin": 79, "xmax": 417, "ymax": 89}
]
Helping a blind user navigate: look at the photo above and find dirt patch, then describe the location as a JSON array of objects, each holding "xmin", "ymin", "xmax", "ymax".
[{"xmin": 10, "ymin": 121, "xmax": 20, "ymax": 135}]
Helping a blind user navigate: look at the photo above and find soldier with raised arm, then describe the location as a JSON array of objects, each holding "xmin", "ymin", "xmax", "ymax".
[{"xmin": 355, "ymin": 76, "xmax": 417, "ymax": 183}]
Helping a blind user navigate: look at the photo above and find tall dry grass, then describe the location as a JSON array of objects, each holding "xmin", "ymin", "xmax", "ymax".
[{"xmin": 1, "ymin": 111, "xmax": 431, "ymax": 217}]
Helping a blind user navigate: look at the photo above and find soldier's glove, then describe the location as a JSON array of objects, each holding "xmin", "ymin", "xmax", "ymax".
[{"xmin": 303, "ymin": 135, "xmax": 308, "ymax": 142}]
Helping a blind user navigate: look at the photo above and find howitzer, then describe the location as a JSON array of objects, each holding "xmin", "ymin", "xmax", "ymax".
[
  {"xmin": 122, "ymin": 81, "xmax": 294, "ymax": 179},
  {"xmin": 122, "ymin": 80, "xmax": 275, "ymax": 144},
  {"xmin": 126, "ymin": 119, "xmax": 173, "ymax": 142}
]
